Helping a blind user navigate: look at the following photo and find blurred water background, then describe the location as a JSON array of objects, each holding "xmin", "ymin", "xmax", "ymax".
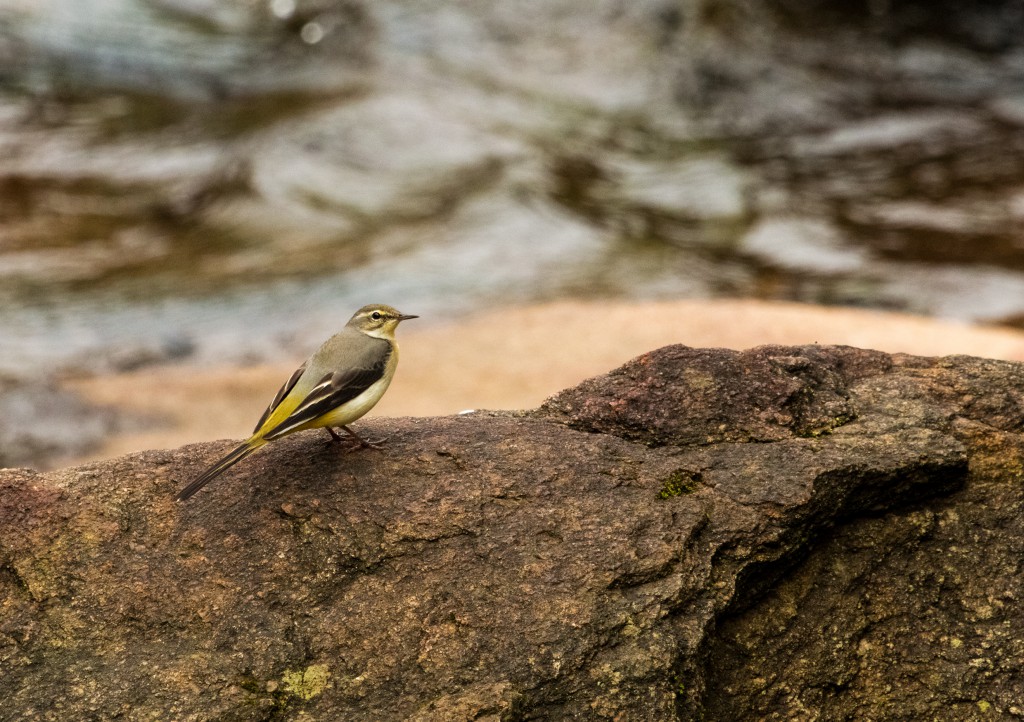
[{"xmin": 4, "ymin": 0, "xmax": 1024, "ymax": 466}]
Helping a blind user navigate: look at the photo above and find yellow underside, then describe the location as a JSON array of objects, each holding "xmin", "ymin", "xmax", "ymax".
[
  {"xmin": 254, "ymin": 374, "xmax": 394, "ymax": 440},
  {"xmin": 309, "ymin": 375, "xmax": 392, "ymax": 429}
]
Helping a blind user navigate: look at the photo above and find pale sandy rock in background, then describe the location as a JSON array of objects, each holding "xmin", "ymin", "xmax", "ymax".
[{"xmin": 65, "ymin": 299, "xmax": 1024, "ymax": 465}]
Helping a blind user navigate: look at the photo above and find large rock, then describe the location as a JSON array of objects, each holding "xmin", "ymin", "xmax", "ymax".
[{"xmin": 2, "ymin": 344, "xmax": 1023, "ymax": 719}]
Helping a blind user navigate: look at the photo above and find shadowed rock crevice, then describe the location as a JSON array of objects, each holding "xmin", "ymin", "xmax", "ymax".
[{"xmin": 2, "ymin": 344, "xmax": 1022, "ymax": 719}]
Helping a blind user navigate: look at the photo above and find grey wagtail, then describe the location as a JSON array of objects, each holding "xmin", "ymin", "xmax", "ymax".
[{"xmin": 175, "ymin": 304, "xmax": 417, "ymax": 501}]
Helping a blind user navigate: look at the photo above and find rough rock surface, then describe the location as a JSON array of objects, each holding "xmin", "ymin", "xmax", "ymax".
[{"xmin": 3, "ymin": 344, "xmax": 1024, "ymax": 719}]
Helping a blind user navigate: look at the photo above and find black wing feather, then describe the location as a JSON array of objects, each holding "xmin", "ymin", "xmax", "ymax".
[
  {"xmin": 262, "ymin": 351, "xmax": 389, "ymax": 440},
  {"xmin": 253, "ymin": 362, "xmax": 307, "ymax": 434}
]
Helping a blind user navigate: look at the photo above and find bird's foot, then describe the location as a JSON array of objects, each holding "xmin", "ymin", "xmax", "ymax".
[
  {"xmin": 352, "ymin": 436, "xmax": 387, "ymax": 451},
  {"xmin": 326, "ymin": 426, "xmax": 387, "ymax": 452}
]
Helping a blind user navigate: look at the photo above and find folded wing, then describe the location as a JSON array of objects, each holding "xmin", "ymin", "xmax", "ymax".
[
  {"xmin": 253, "ymin": 362, "xmax": 307, "ymax": 434},
  {"xmin": 261, "ymin": 352, "xmax": 389, "ymax": 441}
]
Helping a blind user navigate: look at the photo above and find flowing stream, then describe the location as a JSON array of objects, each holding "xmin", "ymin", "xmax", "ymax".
[{"xmin": 2, "ymin": 1, "xmax": 1024, "ymax": 388}]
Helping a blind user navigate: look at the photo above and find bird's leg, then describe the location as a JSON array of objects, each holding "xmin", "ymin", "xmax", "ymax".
[
  {"xmin": 324, "ymin": 427, "xmax": 364, "ymax": 453},
  {"xmin": 323, "ymin": 426, "xmax": 385, "ymax": 452},
  {"xmin": 340, "ymin": 425, "xmax": 387, "ymax": 450}
]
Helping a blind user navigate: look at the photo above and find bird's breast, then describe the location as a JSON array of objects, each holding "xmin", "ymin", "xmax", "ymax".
[{"xmin": 316, "ymin": 374, "xmax": 392, "ymax": 427}]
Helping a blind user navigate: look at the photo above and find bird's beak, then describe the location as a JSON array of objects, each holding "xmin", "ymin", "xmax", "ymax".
[{"xmin": 398, "ymin": 313, "xmax": 419, "ymax": 321}]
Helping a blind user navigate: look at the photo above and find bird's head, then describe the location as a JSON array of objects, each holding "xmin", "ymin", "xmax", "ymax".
[{"xmin": 348, "ymin": 304, "xmax": 418, "ymax": 339}]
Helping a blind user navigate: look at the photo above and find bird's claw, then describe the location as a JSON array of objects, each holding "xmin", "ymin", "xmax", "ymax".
[
  {"xmin": 326, "ymin": 427, "xmax": 387, "ymax": 452},
  {"xmin": 353, "ymin": 436, "xmax": 387, "ymax": 451}
]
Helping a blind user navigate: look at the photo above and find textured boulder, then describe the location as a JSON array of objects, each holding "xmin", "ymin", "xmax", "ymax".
[{"xmin": 3, "ymin": 344, "xmax": 1024, "ymax": 719}]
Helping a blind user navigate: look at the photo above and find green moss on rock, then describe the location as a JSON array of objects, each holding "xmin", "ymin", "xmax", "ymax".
[
  {"xmin": 659, "ymin": 470, "xmax": 701, "ymax": 499},
  {"xmin": 281, "ymin": 664, "xmax": 330, "ymax": 701}
]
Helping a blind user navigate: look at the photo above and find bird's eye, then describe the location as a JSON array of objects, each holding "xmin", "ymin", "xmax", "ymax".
[{"xmin": 371, "ymin": 311, "xmax": 382, "ymax": 320}]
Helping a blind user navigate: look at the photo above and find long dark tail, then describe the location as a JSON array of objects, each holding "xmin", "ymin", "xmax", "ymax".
[{"xmin": 175, "ymin": 440, "xmax": 263, "ymax": 501}]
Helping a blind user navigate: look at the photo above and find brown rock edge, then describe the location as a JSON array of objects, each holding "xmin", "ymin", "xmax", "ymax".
[{"xmin": 3, "ymin": 344, "xmax": 1023, "ymax": 719}]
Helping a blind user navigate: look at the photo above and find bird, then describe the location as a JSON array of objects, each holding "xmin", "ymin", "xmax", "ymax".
[{"xmin": 175, "ymin": 303, "xmax": 417, "ymax": 501}]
